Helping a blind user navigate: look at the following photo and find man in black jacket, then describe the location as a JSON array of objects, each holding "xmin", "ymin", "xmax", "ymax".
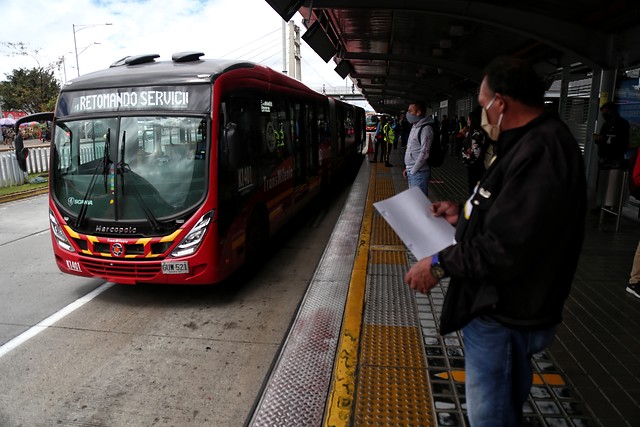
[
  {"xmin": 405, "ymin": 57, "xmax": 587, "ymax": 427},
  {"xmin": 594, "ymin": 101, "xmax": 629, "ymax": 169}
]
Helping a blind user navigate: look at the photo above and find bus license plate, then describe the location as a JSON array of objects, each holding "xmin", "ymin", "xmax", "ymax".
[{"xmin": 162, "ymin": 261, "xmax": 189, "ymax": 275}]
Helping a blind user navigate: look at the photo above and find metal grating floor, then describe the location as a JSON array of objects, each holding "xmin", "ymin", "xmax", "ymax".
[{"xmin": 246, "ymin": 160, "xmax": 370, "ymax": 427}]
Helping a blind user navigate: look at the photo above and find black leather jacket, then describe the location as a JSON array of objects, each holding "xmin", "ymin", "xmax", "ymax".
[{"xmin": 439, "ymin": 110, "xmax": 587, "ymax": 335}]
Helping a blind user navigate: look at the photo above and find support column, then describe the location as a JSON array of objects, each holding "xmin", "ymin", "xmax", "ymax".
[
  {"xmin": 558, "ymin": 65, "xmax": 570, "ymax": 120},
  {"xmin": 282, "ymin": 20, "xmax": 287, "ymax": 75},
  {"xmin": 584, "ymin": 68, "xmax": 602, "ymax": 208},
  {"xmin": 585, "ymin": 68, "xmax": 617, "ymax": 208},
  {"xmin": 288, "ymin": 21, "xmax": 302, "ymax": 81}
]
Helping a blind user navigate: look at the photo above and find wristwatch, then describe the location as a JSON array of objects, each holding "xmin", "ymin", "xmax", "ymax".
[{"xmin": 431, "ymin": 253, "xmax": 447, "ymax": 280}]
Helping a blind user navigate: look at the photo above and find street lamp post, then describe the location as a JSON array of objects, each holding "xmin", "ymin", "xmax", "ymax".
[{"xmin": 72, "ymin": 23, "xmax": 112, "ymax": 77}]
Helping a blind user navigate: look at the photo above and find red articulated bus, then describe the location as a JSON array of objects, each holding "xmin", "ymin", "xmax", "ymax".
[
  {"xmin": 365, "ymin": 112, "xmax": 378, "ymax": 133},
  {"xmin": 20, "ymin": 52, "xmax": 365, "ymax": 285}
]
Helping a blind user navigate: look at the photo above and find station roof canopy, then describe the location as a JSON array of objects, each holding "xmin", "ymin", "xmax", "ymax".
[{"xmin": 266, "ymin": 0, "xmax": 640, "ymax": 114}]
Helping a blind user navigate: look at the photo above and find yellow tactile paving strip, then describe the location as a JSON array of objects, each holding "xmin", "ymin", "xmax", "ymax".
[
  {"xmin": 325, "ymin": 164, "xmax": 435, "ymax": 427},
  {"xmin": 323, "ymin": 163, "xmax": 376, "ymax": 427},
  {"xmin": 323, "ymin": 157, "xmax": 594, "ymax": 427}
]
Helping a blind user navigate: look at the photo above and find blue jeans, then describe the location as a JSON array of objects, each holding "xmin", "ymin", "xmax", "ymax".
[
  {"xmin": 462, "ymin": 316, "xmax": 556, "ymax": 427},
  {"xmin": 407, "ymin": 168, "xmax": 430, "ymax": 196}
]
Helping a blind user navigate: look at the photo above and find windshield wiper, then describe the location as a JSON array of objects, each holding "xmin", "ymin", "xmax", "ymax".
[
  {"xmin": 116, "ymin": 130, "xmax": 162, "ymax": 231},
  {"xmin": 75, "ymin": 128, "xmax": 112, "ymax": 228},
  {"xmin": 117, "ymin": 130, "xmax": 130, "ymax": 181}
]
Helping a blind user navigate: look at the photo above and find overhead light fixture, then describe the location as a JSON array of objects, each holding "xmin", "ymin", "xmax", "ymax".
[
  {"xmin": 265, "ymin": 0, "xmax": 304, "ymax": 22},
  {"xmin": 302, "ymin": 21, "xmax": 337, "ymax": 63},
  {"xmin": 432, "ymin": 48, "xmax": 443, "ymax": 57},
  {"xmin": 334, "ymin": 60, "xmax": 353, "ymax": 79},
  {"xmin": 440, "ymin": 39, "xmax": 452, "ymax": 49}
]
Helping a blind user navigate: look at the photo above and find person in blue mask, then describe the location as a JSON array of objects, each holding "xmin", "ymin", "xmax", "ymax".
[{"xmin": 402, "ymin": 101, "xmax": 434, "ymax": 196}]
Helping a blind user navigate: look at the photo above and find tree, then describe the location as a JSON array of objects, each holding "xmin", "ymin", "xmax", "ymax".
[
  {"xmin": 0, "ymin": 41, "xmax": 61, "ymax": 114},
  {"xmin": 0, "ymin": 67, "xmax": 59, "ymax": 114}
]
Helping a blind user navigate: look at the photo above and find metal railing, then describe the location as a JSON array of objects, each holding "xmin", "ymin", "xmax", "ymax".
[{"xmin": 0, "ymin": 147, "xmax": 50, "ymax": 188}]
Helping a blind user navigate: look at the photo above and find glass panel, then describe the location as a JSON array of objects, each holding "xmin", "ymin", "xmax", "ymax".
[
  {"xmin": 52, "ymin": 116, "xmax": 208, "ymax": 223},
  {"xmin": 116, "ymin": 116, "xmax": 208, "ymax": 219},
  {"xmin": 52, "ymin": 118, "xmax": 118, "ymax": 220}
]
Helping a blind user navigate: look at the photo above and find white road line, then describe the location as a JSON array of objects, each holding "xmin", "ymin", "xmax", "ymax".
[{"xmin": 0, "ymin": 282, "xmax": 114, "ymax": 358}]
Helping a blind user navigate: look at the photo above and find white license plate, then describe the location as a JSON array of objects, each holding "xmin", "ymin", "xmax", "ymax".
[{"xmin": 162, "ymin": 261, "xmax": 189, "ymax": 275}]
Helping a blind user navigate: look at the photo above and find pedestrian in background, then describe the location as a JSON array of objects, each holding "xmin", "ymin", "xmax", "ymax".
[
  {"xmin": 370, "ymin": 115, "xmax": 386, "ymax": 163},
  {"xmin": 461, "ymin": 106, "xmax": 488, "ymax": 194},
  {"xmin": 594, "ymin": 102, "xmax": 629, "ymax": 169},
  {"xmin": 440, "ymin": 114, "xmax": 450, "ymax": 154},
  {"xmin": 405, "ymin": 56, "xmax": 587, "ymax": 427},
  {"xmin": 402, "ymin": 101, "xmax": 434, "ymax": 196},
  {"xmin": 627, "ymin": 242, "xmax": 640, "ymax": 299},
  {"xmin": 382, "ymin": 117, "xmax": 395, "ymax": 167},
  {"xmin": 454, "ymin": 116, "xmax": 467, "ymax": 158},
  {"xmin": 400, "ymin": 113, "xmax": 411, "ymax": 148},
  {"xmin": 627, "ymin": 147, "xmax": 640, "ymax": 299}
]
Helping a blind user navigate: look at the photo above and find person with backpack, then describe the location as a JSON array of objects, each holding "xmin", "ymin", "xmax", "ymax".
[
  {"xmin": 402, "ymin": 101, "xmax": 435, "ymax": 196},
  {"xmin": 461, "ymin": 106, "xmax": 488, "ymax": 193}
]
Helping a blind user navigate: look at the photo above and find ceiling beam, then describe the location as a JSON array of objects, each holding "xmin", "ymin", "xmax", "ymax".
[
  {"xmin": 343, "ymin": 52, "xmax": 483, "ymax": 82},
  {"xmin": 305, "ymin": 0, "xmax": 613, "ymax": 68}
]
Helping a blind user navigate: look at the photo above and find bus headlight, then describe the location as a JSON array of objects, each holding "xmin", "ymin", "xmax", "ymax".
[
  {"xmin": 170, "ymin": 211, "xmax": 213, "ymax": 258},
  {"xmin": 49, "ymin": 210, "xmax": 75, "ymax": 252}
]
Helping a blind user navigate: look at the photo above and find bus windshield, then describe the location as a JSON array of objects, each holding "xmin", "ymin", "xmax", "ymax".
[{"xmin": 51, "ymin": 116, "xmax": 208, "ymax": 224}]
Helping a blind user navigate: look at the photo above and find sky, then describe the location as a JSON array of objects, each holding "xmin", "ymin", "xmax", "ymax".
[{"xmin": 0, "ymin": 0, "xmax": 370, "ymax": 109}]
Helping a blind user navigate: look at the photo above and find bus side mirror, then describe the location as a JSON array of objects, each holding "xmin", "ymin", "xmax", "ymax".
[
  {"xmin": 14, "ymin": 132, "xmax": 29, "ymax": 172},
  {"xmin": 12, "ymin": 112, "xmax": 54, "ymax": 172}
]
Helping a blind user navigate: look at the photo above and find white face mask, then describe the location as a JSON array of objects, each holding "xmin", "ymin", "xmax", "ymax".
[
  {"xmin": 406, "ymin": 112, "xmax": 421, "ymax": 124},
  {"xmin": 481, "ymin": 95, "xmax": 503, "ymax": 141}
]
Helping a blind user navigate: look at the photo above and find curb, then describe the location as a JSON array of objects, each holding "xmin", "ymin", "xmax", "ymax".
[{"xmin": 0, "ymin": 187, "xmax": 48, "ymax": 204}]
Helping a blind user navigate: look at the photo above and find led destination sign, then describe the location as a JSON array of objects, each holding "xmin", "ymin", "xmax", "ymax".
[
  {"xmin": 78, "ymin": 90, "xmax": 190, "ymax": 111},
  {"xmin": 58, "ymin": 85, "xmax": 212, "ymax": 115}
]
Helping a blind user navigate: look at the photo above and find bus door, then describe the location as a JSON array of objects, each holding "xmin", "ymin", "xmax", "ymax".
[
  {"xmin": 305, "ymin": 103, "xmax": 318, "ymax": 180},
  {"xmin": 328, "ymin": 98, "xmax": 338, "ymax": 177},
  {"xmin": 219, "ymin": 95, "xmax": 260, "ymax": 233},
  {"xmin": 291, "ymin": 101, "xmax": 306, "ymax": 187}
]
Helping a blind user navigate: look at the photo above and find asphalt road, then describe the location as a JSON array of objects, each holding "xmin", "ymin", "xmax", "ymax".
[{"xmin": 0, "ymin": 185, "xmax": 352, "ymax": 426}]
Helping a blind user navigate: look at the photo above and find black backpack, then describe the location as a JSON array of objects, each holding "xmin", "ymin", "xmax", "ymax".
[{"xmin": 418, "ymin": 123, "xmax": 445, "ymax": 167}]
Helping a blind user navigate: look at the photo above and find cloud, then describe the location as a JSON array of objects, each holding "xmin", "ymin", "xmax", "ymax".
[{"xmin": 0, "ymin": 0, "xmax": 366, "ymax": 104}]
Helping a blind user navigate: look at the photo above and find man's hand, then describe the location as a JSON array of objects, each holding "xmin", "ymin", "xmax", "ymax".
[
  {"xmin": 405, "ymin": 256, "xmax": 440, "ymax": 294},
  {"xmin": 431, "ymin": 201, "xmax": 460, "ymax": 226}
]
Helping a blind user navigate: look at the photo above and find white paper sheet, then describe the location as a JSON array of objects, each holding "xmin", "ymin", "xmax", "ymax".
[{"xmin": 373, "ymin": 187, "xmax": 456, "ymax": 260}]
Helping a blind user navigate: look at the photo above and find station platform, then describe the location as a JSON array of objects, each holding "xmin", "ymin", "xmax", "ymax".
[{"xmin": 247, "ymin": 147, "xmax": 640, "ymax": 427}]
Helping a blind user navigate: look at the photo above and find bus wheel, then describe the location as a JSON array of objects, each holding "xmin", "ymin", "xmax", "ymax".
[{"xmin": 245, "ymin": 209, "xmax": 268, "ymax": 266}]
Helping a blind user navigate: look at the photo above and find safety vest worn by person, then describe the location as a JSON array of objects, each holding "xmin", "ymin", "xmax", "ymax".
[{"xmin": 383, "ymin": 122, "xmax": 395, "ymax": 143}]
